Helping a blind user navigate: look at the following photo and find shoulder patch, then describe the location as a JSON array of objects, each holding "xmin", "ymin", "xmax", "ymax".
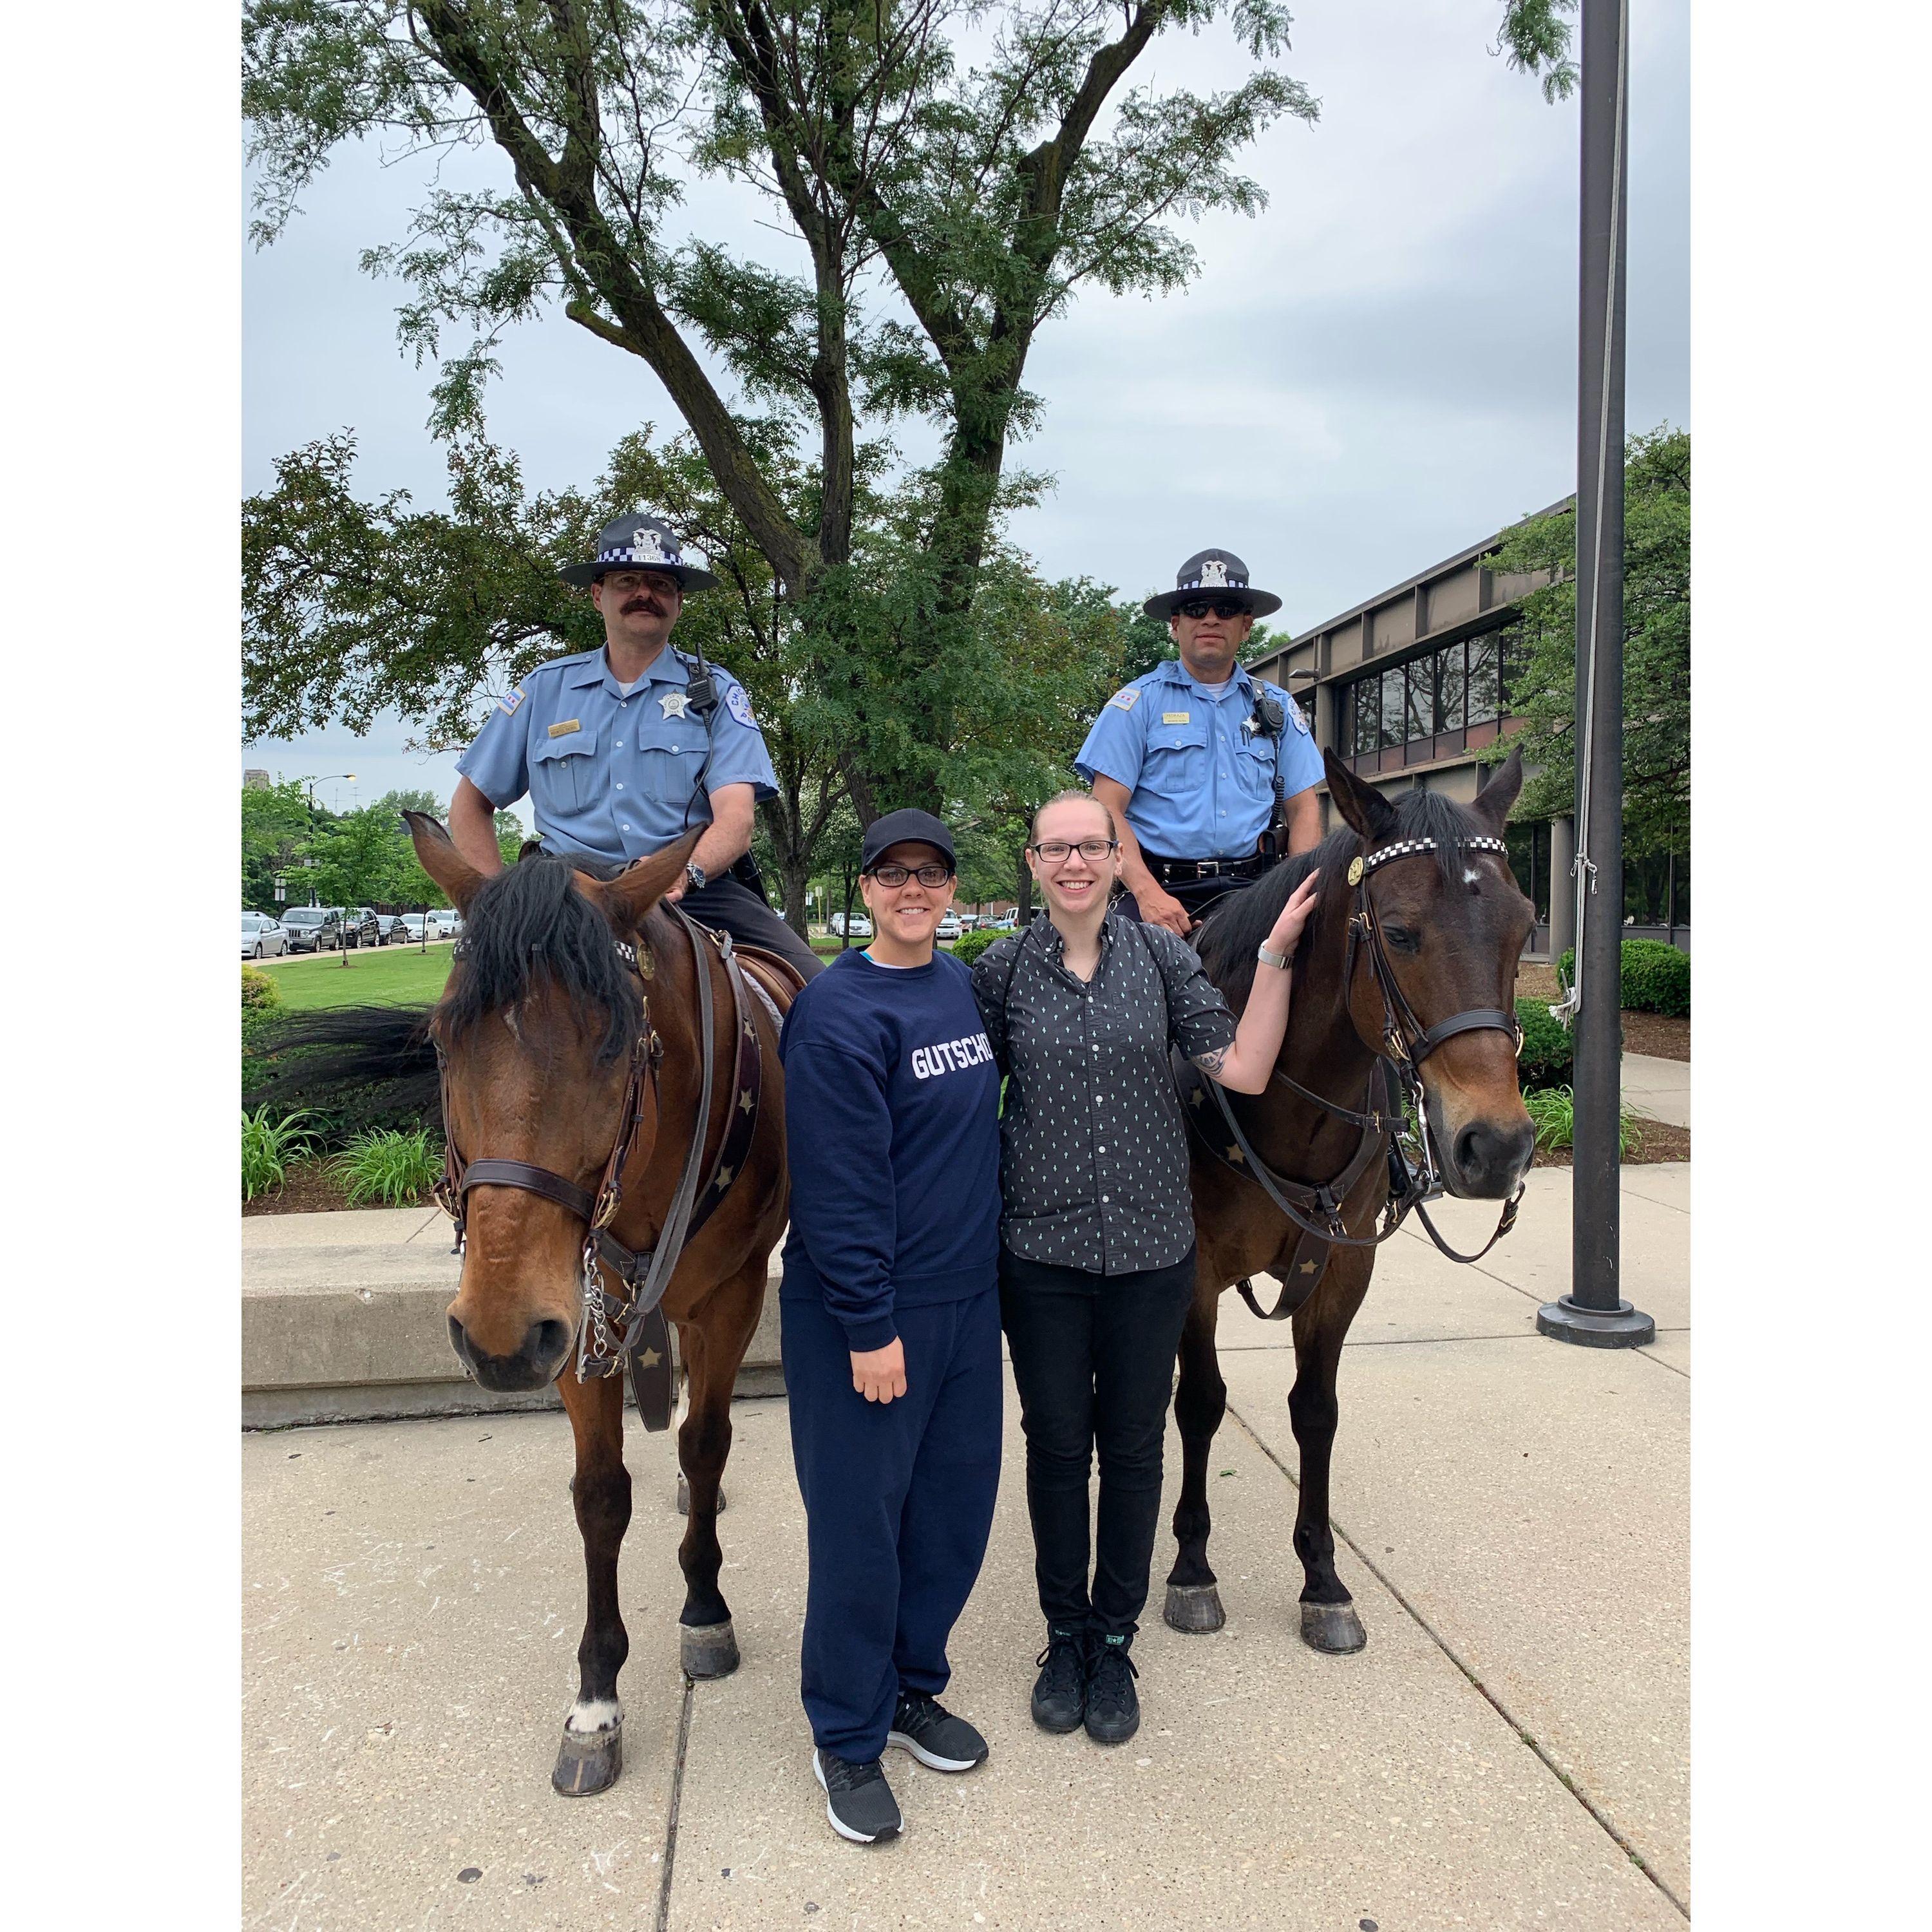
[
  {"xmin": 1107, "ymin": 687, "xmax": 1141, "ymax": 712},
  {"xmin": 498, "ymin": 685, "xmax": 526, "ymax": 716},
  {"xmin": 1287, "ymin": 699, "xmax": 1311, "ymax": 735},
  {"xmin": 723, "ymin": 682, "xmax": 757, "ymax": 728}
]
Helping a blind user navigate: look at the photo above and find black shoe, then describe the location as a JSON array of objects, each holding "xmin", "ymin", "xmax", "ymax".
[
  {"xmin": 887, "ymin": 1691, "xmax": 989, "ymax": 1772},
  {"xmin": 811, "ymin": 1748, "xmax": 902, "ymax": 1842},
  {"xmin": 1030, "ymin": 1625, "xmax": 1088, "ymax": 1735},
  {"xmin": 1084, "ymin": 1635, "xmax": 1140, "ymax": 1745}
]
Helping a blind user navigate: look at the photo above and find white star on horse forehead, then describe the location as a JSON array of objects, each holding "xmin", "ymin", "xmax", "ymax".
[{"xmin": 659, "ymin": 690, "xmax": 690, "ymax": 719}]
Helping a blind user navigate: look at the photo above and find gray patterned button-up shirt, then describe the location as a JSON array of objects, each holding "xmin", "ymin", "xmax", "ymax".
[{"xmin": 972, "ymin": 913, "xmax": 1238, "ymax": 1276}]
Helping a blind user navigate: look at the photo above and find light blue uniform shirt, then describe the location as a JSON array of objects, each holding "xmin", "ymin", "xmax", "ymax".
[
  {"xmin": 457, "ymin": 644, "xmax": 777, "ymax": 866},
  {"xmin": 1075, "ymin": 659, "xmax": 1323, "ymax": 860}
]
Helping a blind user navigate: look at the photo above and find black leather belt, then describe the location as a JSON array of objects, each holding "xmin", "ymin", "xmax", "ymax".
[{"xmin": 1142, "ymin": 851, "xmax": 1275, "ymax": 885}]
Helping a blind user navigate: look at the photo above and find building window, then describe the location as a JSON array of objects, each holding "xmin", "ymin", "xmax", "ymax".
[
  {"xmin": 1467, "ymin": 636, "xmax": 1500, "ymax": 724},
  {"xmin": 1438, "ymin": 641, "xmax": 1466, "ymax": 731},
  {"xmin": 1378, "ymin": 666, "xmax": 1406, "ymax": 750},
  {"xmin": 1504, "ymin": 819, "xmax": 1553, "ymax": 924},
  {"xmin": 1405, "ymin": 658, "xmax": 1434, "ymax": 743},
  {"xmin": 1331, "ymin": 623, "xmax": 1520, "ymax": 768}
]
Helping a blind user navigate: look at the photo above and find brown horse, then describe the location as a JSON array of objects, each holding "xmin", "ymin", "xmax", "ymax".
[
  {"xmin": 1168, "ymin": 750, "xmax": 1537, "ymax": 1651},
  {"xmin": 402, "ymin": 816, "xmax": 793, "ymax": 1796}
]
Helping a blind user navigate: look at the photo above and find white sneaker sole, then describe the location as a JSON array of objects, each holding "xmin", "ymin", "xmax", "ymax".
[
  {"xmin": 886, "ymin": 1728, "xmax": 987, "ymax": 1774},
  {"xmin": 811, "ymin": 1749, "xmax": 900, "ymax": 1842}
]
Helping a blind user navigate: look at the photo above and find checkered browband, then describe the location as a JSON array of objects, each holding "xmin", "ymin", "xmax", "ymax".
[
  {"xmin": 1361, "ymin": 835, "xmax": 1508, "ymax": 876},
  {"xmin": 597, "ymin": 545, "xmax": 681, "ymax": 566}
]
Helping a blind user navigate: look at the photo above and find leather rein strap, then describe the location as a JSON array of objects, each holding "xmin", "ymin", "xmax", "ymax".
[
  {"xmin": 1184, "ymin": 833, "xmax": 1526, "ymax": 1318},
  {"xmin": 435, "ymin": 903, "xmax": 767, "ymax": 1414}
]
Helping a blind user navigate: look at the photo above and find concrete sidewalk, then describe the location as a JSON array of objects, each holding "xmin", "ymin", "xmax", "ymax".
[
  {"xmin": 1621, "ymin": 1052, "xmax": 1690, "ymax": 1129},
  {"xmin": 243, "ymin": 1167, "xmax": 1688, "ymax": 1930}
]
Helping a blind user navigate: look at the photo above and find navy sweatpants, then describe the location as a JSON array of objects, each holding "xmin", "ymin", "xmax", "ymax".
[{"xmin": 781, "ymin": 1287, "xmax": 1003, "ymax": 1763}]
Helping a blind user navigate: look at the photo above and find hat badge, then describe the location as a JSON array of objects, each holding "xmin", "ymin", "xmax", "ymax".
[
  {"xmin": 632, "ymin": 526, "xmax": 672, "ymax": 564},
  {"xmin": 1198, "ymin": 556, "xmax": 1229, "ymax": 589}
]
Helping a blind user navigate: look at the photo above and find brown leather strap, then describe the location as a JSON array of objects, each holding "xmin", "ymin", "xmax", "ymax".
[{"xmin": 459, "ymin": 1159, "xmax": 598, "ymax": 1224}]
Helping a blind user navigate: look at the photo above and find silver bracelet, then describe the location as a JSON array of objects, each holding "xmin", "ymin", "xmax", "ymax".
[{"xmin": 1256, "ymin": 943, "xmax": 1293, "ymax": 972}]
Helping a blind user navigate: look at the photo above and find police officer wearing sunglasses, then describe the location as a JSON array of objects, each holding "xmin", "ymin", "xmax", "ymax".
[{"xmin": 1076, "ymin": 549, "xmax": 1324, "ymax": 937}]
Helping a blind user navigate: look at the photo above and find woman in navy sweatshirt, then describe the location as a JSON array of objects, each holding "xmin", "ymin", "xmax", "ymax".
[{"xmin": 778, "ymin": 808, "xmax": 1003, "ymax": 1844}]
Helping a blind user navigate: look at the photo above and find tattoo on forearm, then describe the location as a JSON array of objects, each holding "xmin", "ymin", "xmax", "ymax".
[{"xmin": 1193, "ymin": 1047, "xmax": 1229, "ymax": 1077}]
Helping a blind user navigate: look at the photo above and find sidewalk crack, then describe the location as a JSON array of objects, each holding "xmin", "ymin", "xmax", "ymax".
[
  {"xmin": 1224, "ymin": 1396, "xmax": 1690, "ymax": 1922},
  {"xmin": 652, "ymin": 1675, "xmax": 697, "ymax": 1932}
]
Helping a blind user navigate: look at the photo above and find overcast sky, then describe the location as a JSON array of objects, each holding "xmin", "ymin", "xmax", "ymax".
[{"xmin": 242, "ymin": 0, "xmax": 1688, "ymax": 823}]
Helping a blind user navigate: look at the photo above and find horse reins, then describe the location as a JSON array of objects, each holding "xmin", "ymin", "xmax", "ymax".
[
  {"xmin": 1186, "ymin": 832, "xmax": 1526, "ymax": 1318},
  {"xmin": 433, "ymin": 902, "xmax": 759, "ymax": 1414}
]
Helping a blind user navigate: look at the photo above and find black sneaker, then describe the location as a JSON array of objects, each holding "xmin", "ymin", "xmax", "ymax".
[
  {"xmin": 1030, "ymin": 1625, "xmax": 1088, "ymax": 1735},
  {"xmin": 1084, "ymin": 1635, "xmax": 1140, "ymax": 1745},
  {"xmin": 888, "ymin": 1691, "xmax": 989, "ymax": 1772},
  {"xmin": 811, "ymin": 1748, "xmax": 902, "ymax": 1842}
]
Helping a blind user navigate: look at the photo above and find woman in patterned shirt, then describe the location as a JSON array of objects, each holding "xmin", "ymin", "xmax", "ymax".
[{"xmin": 972, "ymin": 790, "xmax": 1318, "ymax": 1746}]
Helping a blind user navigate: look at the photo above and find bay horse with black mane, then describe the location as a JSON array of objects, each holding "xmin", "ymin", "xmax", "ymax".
[
  {"xmin": 278, "ymin": 817, "xmax": 797, "ymax": 1797},
  {"xmin": 1169, "ymin": 748, "xmax": 1537, "ymax": 1651}
]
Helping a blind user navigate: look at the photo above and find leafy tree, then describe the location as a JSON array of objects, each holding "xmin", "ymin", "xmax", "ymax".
[
  {"xmin": 371, "ymin": 786, "xmax": 444, "ymax": 817},
  {"xmin": 243, "ymin": 0, "xmax": 1570, "ymax": 818},
  {"xmin": 1481, "ymin": 425, "xmax": 1689, "ymax": 860},
  {"xmin": 242, "ymin": 779, "xmax": 317, "ymax": 909}
]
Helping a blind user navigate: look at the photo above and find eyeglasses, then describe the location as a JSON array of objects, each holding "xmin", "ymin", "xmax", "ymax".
[
  {"xmin": 866, "ymin": 862, "xmax": 954, "ymax": 888},
  {"xmin": 601, "ymin": 571, "xmax": 681, "ymax": 596},
  {"xmin": 1176, "ymin": 598, "xmax": 1249, "ymax": 621},
  {"xmin": 1028, "ymin": 838, "xmax": 1119, "ymax": 864}
]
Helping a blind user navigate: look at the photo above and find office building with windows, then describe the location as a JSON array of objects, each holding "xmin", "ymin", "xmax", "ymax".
[{"xmin": 1245, "ymin": 502, "xmax": 1688, "ymax": 958}]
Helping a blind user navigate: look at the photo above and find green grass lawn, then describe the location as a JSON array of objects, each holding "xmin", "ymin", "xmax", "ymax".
[{"xmin": 260, "ymin": 946, "xmax": 453, "ymax": 1012}]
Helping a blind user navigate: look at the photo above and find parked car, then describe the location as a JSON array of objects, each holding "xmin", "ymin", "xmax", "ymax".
[
  {"xmin": 374, "ymin": 912, "xmax": 408, "ymax": 943},
  {"xmin": 428, "ymin": 908, "xmax": 463, "ymax": 938},
  {"xmin": 339, "ymin": 906, "xmax": 381, "ymax": 949},
  {"xmin": 399, "ymin": 913, "xmax": 430, "ymax": 942},
  {"xmin": 242, "ymin": 912, "xmax": 289, "ymax": 959},
  {"xmin": 935, "ymin": 911, "xmax": 963, "ymax": 942},
  {"xmin": 992, "ymin": 911, "xmax": 1019, "ymax": 931},
  {"xmin": 281, "ymin": 905, "xmax": 344, "ymax": 952},
  {"xmin": 828, "ymin": 911, "xmax": 873, "ymax": 938}
]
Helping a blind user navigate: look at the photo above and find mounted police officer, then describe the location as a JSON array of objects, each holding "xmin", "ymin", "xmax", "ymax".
[
  {"xmin": 1077, "ymin": 548, "xmax": 1325, "ymax": 936},
  {"xmin": 450, "ymin": 512, "xmax": 821, "ymax": 979}
]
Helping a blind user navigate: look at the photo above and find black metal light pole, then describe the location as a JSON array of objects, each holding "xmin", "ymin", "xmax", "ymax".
[{"xmin": 1539, "ymin": 0, "xmax": 1654, "ymax": 1348}]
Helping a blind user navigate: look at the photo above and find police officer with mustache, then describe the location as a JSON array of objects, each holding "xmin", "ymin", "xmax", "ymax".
[
  {"xmin": 1077, "ymin": 549, "xmax": 1325, "ymax": 936},
  {"xmin": 450, "ymin": 513, "xmax": 821, "ymax": 978}
]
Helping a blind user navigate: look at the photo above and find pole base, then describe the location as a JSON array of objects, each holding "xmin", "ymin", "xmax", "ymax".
[{"xmin": 1537, "ymin": 1296, "xmax": 1656, "ymax": 1349}]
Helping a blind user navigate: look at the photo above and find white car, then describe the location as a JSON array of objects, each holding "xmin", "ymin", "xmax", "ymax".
[
  {"xmin": 992, "ymin": 912, "xmax": 1019, "ymax": 931},
  {"xmin": 428, "ymin": 909, "xmax": 463, "ymax": 938},
  {"xmin": 935, "ymin": 911, "xmax": 963, "ymax": 942},
  {"xmin": 400, "ymin": 913, "xmax": 430, "ymax": 942},
  {"xmin": 242, "ymin": 912, "xmax": 289, "ymax": 958},
  {"xmin": 828, "ymin": 911, "xmax": 873, "ymax": 938}
]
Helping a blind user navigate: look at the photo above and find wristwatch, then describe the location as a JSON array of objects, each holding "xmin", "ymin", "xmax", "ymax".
[
  {"xmin": 685, "ymin": 862, "xmax": 707, "ymax": 894},
  {"xmin": 1256, "ymin": 943, "xmax": 1293, "ymax": 972}
]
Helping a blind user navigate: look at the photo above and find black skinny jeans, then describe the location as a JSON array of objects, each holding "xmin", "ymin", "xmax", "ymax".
[{"xmin": 999, "ymin": 1247, "xmax": 1197, "ymax": 1640}]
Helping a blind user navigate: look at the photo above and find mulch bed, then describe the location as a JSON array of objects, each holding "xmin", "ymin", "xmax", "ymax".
[
  {"xmin": 1515, "ymin": 962, "xmax": 1689, "ymax": 1063},
  {"xmin": 243, "ymin": 1160, "xmax": 437, "ymax": 1217},
  {"xmin": 1533, "ymin": 1117, "xmax": 1689, "ymax": 1169}
]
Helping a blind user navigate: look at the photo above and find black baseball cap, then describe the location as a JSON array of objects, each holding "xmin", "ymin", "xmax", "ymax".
[{"xmin": 860, "ymin": 809, "xmax": 956, "ymax": 874}]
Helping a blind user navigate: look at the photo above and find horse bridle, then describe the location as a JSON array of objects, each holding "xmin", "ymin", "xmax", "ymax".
[
  {"xmin": 433, "ymin": 905, "xmax": 719, "ymax": 1385},
  {"xmin": 1190, "ymin": 831, "xmax": 1527, "ymax": 1300}
]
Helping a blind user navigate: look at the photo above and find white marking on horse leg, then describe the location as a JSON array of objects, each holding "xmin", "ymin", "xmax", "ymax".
[{"xmin": 565, "ymin": 1696, "xmax": 622, "ymax": 1734}]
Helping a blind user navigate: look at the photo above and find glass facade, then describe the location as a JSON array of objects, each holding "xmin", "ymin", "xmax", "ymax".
[
  {"xmin": 1504, "ymin": 820, "xmax": 1553, "ymax": 924},
  {"xmin": 1335, "ymin": 623, "xmax": 1520, "ymax": 766}
]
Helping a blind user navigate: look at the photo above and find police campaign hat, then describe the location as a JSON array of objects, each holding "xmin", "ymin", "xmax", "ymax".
[
  {"xmin": 861, "ymin": 809, "xmax": 957, "ymax": 874},
  {"xmin": 1142, "ymin": 547, "xmax": 1282, "ymax": 621},
  {"xmin": 560, "ymin": 512, "xmax": 721, "ymax": 591}
]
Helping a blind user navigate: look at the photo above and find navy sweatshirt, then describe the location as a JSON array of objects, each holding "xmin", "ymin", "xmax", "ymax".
[{"xmin": 779, "ymin": 947, "xmax": 1002, "ymax": 1352}]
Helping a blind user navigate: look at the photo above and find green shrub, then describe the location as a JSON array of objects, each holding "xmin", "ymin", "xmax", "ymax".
[
  {"xmin": 242, "ymin": 1106, "xmax": 319, "ymax": 1201},
  {"xmin": 1515, "ymin": 998, "xmax": 1574, "ymax": 1088},
  {"xmin": 951, "ymin": 927, "xmax": 1002, "ymax": 967},
  {"xmin": 334, "ymin": 1126, "xmax": 444, "ymax": 1207},
  {"xmin": 1523, "ymin": 1084, "xmax": 1643, "ymax": 1157},
  {"xmin": 242, "ymin": 963, "xmax": 281, "ymax": 1011},
  {"xmin": 1556, "ymin": 939, "xmax": 1690, "ymax": 1018}
]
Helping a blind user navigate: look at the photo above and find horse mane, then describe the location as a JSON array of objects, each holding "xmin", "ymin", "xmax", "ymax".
[
  {"xmin": 440, "ymin": 848, "xmax": 642, "ymax": 1065},
  {"xmin": 1193, "ymin": 790, "xmax": 1493, "ymax": 1009}
]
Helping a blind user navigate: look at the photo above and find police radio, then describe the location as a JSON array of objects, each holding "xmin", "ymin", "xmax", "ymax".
[{"xmin": 1244, "ymin": 685, "xmax": 1291, "ymax": 860}]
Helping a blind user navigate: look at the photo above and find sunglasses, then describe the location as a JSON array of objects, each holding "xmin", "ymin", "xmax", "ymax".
[
  {"xmin": 866, "ymin": 862, "xmax": 954, "ymax": 888},
  {"xmin": 1177, "ymin": 598, "xmax": 1250, "ymax": 621}
]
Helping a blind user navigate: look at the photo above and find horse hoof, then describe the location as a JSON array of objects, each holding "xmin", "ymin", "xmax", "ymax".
[
  {"xmin": 1164, "ymin": 1583, "xmax": 1227, "ymax": 1634},
  {"xmin": 674, "ymin": 1473, "xmax": 726, "ymax": 1516},
  {"xmin": 681, "ymin": 1618, "xmax": 740, "ymax": 1680},
  {"xmin": 552, "ymin": 1723, "xmax": 622, "ymax": 1797},
  {"xmin": 1300, "ymin": 1601, "xmax": 1367, "ymax": 1653}
]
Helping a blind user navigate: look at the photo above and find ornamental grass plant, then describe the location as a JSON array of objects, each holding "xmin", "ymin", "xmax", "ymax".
[
  {"xmin": 334, "ymin": 1127, "xmax": 445, "ymax": 1207},
  {"xmin": 242, "ymin": 1106, "xmax": 319, "ymax": 1201}
]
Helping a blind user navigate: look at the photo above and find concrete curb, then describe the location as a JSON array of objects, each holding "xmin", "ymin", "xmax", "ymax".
[{"xmin": 242, "ymin": 1214, "xmax": 785, "ymax": 1428}]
